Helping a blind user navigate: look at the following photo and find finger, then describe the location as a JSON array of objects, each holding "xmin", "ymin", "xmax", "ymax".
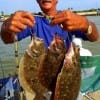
[
  {"xmin": 51, "ymin": 11, "xmax": 68, "ymax": 25},
  {"xmin": 63, "ymin": 25, "xmax": 73, "ymax": 31},
  {"xmin": 54, "ymin": 11, "xmax": 67, "ymax": 19},
  {"xmin": 19, "ymin": 17, "xmax": 34, "ymax": 28},
  {"xmin": 8, "ymin": 18, "xmax": 27, "ymax": 33},
  {"xmin": 21, "ymin": 12, "xmax": 34, "ymax": 23},
  {"xmin": 13, "ymin": 21, "xmax": 27, "ymax": 31},
  {"xmin": 14, "ymin": 11, "xmax": 35, "ymax": 27},
  {"xmin": 51, "ymin": 17, "xmax": 67, "ymax": 25},
  {"xmin": 9, "ymin": 21, "xmax": 27, "ymax": 33},
  {"xmin": 9, "ymin": 25, "xmax": 22, "ymax": 33}
]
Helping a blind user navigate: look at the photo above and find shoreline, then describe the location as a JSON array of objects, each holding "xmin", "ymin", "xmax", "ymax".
[
  {"xmin": 0, "ymin": 10, "xmax": 100, "ymax": 21},
  {"xmin": 75, "ymin": 11, "xmax": 100, "ymax": 16},
  {"xmin": 0, "ymin": 15, "xmax": 99, "ymax": 22}
]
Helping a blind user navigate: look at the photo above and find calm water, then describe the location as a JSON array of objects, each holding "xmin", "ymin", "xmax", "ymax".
[{"xmin": 0, "ymin": 16, "xmax": 100, "ymax": 78}]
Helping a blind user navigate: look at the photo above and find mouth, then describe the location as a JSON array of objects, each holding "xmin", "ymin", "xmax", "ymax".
[{"xmin": 42, "ymin": 0, "xmax": 52, "ymax": 3}]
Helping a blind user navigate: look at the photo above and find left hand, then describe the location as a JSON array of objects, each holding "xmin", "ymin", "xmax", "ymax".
[{"xmin": 51, "ymin": 10, "xmax": 89, "ymax": 32}]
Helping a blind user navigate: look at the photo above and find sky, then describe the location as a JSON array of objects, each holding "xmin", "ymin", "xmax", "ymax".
[{"xmin": 0, "ymin": 0, "xmax": 100, "ymax": 15}]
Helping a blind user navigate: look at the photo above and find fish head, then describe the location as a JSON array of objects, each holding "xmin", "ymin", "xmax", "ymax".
[
  {"xmin": 28, "ymin": 36, "xmax": 46, "ymax": 57},
  {"xmin": 48, "ymin": 34, "xmax": 66, "ymax": 54}
]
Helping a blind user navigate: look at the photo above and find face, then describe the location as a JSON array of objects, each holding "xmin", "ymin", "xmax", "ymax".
[{"xmin": 37, "ymin": 0, "xmax": 58, "ymax": 11}]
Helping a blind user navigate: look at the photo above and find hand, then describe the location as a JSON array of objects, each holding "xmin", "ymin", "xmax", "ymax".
[
  {"xmin": 4, "ymin": 11, "xmax": 35, "ymax": 34},
  {"xmin": 51, "ymin": 10, "xmax": 89, "ymax": 32}
]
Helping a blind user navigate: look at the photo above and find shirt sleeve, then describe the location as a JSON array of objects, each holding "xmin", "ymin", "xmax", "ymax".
[
  {"xmin": 72, "ymin": 30, "xmax": 88, "ymax": 40},
  {"xmin": 17, "ymin": 26, "xmax": 32, "ymax": 41}
]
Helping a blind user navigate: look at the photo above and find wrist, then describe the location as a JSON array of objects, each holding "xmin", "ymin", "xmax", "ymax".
[
  {"xmin": 86, "ymin": 23, "xmax": 93, "ymax": 35},
  {"xmin": 85, "ymin": 22, "xmax": 92, "ymax": 36}
]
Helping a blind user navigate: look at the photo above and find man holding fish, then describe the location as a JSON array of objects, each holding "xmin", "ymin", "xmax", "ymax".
[
  {"xmin": 0, "ymin": 0, "xmax": 99, "ymax": 100},
  {"xmin": 1, "ymin": 0, "xmax": 99, "ymax": 44}
]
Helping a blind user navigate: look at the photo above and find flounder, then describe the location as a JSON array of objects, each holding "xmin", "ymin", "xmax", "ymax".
[
  {"xmin": 54, "ymin": 43, "xmax": 81, "ymax": 100},
  {"xmin": 38, "ymin": 34, "xmax": 66, "ymax": 91},
  {"xmin": 19, "ymin": 34, "xmax": 81, "ymax": 100},
  {"xmin": 18, "ymin": 36, "xmax": 48, "ymax": 100}
]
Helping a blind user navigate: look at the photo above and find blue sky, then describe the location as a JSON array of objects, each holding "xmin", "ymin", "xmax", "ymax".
[{"xmin": 0, "ymin": 0, "xmax": 100, "ymax": 15}]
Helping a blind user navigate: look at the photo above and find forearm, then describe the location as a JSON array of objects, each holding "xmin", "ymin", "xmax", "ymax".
[
  {"xmin": 1, "ymin": 11, "xmax": 35, "ymax": 44},
  {"xmin": 51, "ymin": 10, "xmax": 100, "ymax": 42},
  {"xmin": 84, "ymin": 21, "xmax": 100, "ymax": 42},
  {"xmin": 1, "ymin": 20, "xmax": 15, "ymax": 44},
  {"xmin": 73, "ymin": 15, "xmax": 100, "ymax": 42}
]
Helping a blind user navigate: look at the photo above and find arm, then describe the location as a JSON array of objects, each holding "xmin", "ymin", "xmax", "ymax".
[
  {"xmin": 84, "ymin": 21, "xmax": 99, "ymax": 41},
  {"xmin": 1, "ymin": 11, "xmax": 35, "ymax": 44},
  {"xmin": 51, "ymin": 10, "xmax": 100, "ymax": 42}
]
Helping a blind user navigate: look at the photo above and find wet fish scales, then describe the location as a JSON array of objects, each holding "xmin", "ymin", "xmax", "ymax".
[
  {"xmin": 54, "ymin": 43, "xmax": 81, "ymax": 100},
  {"xmin": 38, "ymin": 35, "xmax": 66, "ymax": 90},
  {"xmin": 18, "ymin": 36, "xmax": 48, "ymax": 100}
]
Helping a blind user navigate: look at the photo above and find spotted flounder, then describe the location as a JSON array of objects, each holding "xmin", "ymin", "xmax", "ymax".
[
  {"xmin": 19, "ymin": 34, "xmax": 81, "ymax": 100},
  {"xmin": 54, "ymin": 43, "xmax": 81, "ymax": 100},
  {"xmin": 18, "ymin": 36, "xmax": 48, "ymax": 100},
  {"xmin": 38, "ymin": 34, "xmax": 66, "ymax": 91}
]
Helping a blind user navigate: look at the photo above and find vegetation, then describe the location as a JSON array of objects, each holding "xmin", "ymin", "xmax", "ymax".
[{"xmin": 74, "ymin": 8, "xmax": 100, "ymax": 13}]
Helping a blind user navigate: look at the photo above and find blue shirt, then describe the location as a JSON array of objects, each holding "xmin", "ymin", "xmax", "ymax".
[{"xmin": 17, "ymin": 16, "xmax": 88, "ymax": 49}]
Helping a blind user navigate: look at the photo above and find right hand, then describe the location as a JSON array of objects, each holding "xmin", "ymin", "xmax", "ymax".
[{"xmin": 4, "ymin": 11, "xmax": 35, "ymax": 34}]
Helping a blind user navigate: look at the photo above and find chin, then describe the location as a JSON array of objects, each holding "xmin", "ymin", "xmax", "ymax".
[{"xmin": 42, "ymin": 4, "xmax": 52, "ymax": 10}]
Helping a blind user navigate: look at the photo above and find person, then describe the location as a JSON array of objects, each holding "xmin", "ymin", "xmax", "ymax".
[
  {"xmin": 0, "ymin": 0, "xmax": 99, "ymax": 45},
  {"xmin": 0, "ymin": 0, "xmax": 99, "ymax": 99}
]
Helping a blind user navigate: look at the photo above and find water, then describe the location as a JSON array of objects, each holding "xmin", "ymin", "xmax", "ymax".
[
  {"xmin": 82, "ymin": 16, "xmax": 100, "ymax": 55},
  {"xmin": 0, "ymin": 16, "xmax": 100, "ymax": 78}
]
